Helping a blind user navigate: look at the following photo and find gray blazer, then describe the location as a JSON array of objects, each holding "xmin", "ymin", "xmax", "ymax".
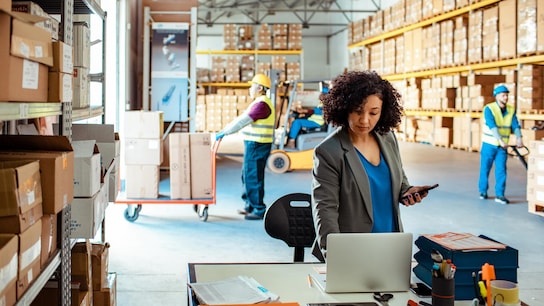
[{"xmin": 311, "ymin": 127, "xmax": 412, "ymax": 261}]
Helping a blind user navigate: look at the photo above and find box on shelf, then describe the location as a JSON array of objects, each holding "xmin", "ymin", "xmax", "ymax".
[
  {"xmin": 73, "ymin": 67, "xmax": 90, "ymax": 108},
  {"xmin": 51, "ymin": 41, "xmax": 73, "ymax": 73},
  {"xmin": 40, "ymin": 213, "xmax": 57, "ymax": 266},
  {"xmin": 0, "ymin": 234, "xmax": 17, "ymax": 306},
  {"xmin": 70, "ymin": 180, "xmax": 109, "ymax": 239},
  {"xmin": 72, "ymin": 124, "xmax": 120, "ymax": 202},
  {"xmin": 91, "ymin": 242, "xmax": 110, "ymax": 291},
  {"xmin": 413, "ymin": 234, "xmax": 518, "ymax": 300},
  {"xmin": 0, "ymin": 135, "xmax": 74, "ymax": 214},
  {"xmin": 16, "ymin": 218, "xmax": 42, "ymax": 299},
  {"xmin": 73, "ymin": 21, "xmax": 90, "ymax": 68},
  {"xmin": 9, "ymin": 14, "xmax": 53, "ymax": 66},
  {"xmin": 0, "ymin": 0, "xmax": 10, "ymax": 12},
  {"xmin": 73, "ymin": 140, "xmax": 101, "ymax": 198},
  {"xmin": 72, "ymin": 240, "xmax": 92, "ymax": 292},
  {"xmin": 48, "ymin": 71, "xmax": 73, "ymax": 102},
  {"xmin": 0, "ymin": 12, "xmax": 50, "ymax": 102}
]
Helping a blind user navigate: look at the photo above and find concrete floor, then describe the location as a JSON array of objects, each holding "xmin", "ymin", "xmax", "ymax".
[{"xmin": 104, "ymin": 141, "xmax": 544, "ymax": 306}]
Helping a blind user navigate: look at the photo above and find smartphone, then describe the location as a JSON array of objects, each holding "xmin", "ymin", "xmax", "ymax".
[
  {"xmin": 402, "ymin": 184, "xmax": 439, "ymax": 202},
  {"xmin": 410, "ymin": 282, "xmax": 432, "ymax": 297}
]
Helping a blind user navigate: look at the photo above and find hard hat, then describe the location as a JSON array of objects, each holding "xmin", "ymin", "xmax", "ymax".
[
  {"xmin": 493, "ymin": 85, "xmax": 509, "ymax": 96},
  {"xmin": 249, "ymin": 73, "xmax": 271, "ymax": 89}
]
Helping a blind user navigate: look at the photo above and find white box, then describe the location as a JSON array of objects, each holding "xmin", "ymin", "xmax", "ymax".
[
  {"xmin": 124, "ymin": 138, "xmax": 162, "ymax": 165},
  {"xmin": 125, "ymin": 165, "xmax": 159, "ymax": 199},
  {"xmin": 169, "ymin": 133, "xmax": 191, "ymax": 199},
  {"xmin": 124, "ymin": 111, "xmax": 164, "ymax": 139},
  {"xmin": 72, "ymin": 124, "xmax": 120, "ymax": 172},
  {"xmin": 73, "ymin": 140, "xmax": 101, "ymax": 197},
  {"xmin": 70, "ymin": 183, "xmax": 108, "ymax": 239},
  {"xmin": 73, "ymin": 22, "xmax": 90, "ymax": 68}
]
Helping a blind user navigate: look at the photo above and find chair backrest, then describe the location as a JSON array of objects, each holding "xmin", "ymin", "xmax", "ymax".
[{"xmin": 264, "ymin": 193, "xmax": 315, "ymax": 262}]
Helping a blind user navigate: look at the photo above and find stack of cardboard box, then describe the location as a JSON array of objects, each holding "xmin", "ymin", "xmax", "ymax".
[
  {"xmin": 527, "ymin": 140, "xmax": 544, "ymax": 217},
  {"xmin": 73, "ymin": 21, "xmax": 90, "ymax": 108},
  {"xmin": 0, "ymin": 135, "xmax": 75, "ymax": 304},
  {"xmin": 124, "ymin": 111, "xmax": 164, "ymax": 199}
]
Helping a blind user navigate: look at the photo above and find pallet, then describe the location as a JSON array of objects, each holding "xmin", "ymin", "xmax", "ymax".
[
  {"xmin": 450, "ymin": 144, "xmax": 471, "ymax": 151},
  {"xmin": 520, "ymin": 109, "xmax": 540, "ymax": 115},
  {"xmin": 528, "ymin": 201, "xmax": 544, "ymax": 217}
]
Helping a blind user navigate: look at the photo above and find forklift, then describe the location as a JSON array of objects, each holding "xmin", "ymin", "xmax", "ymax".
[{"xmin": 267, "ymin": 79, "xmax": 333, "ymax": 173}]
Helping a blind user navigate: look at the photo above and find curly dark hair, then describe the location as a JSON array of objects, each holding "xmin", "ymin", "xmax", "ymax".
[{"xmin": 319, "ymin": 70, "xmax": 404, "ymax": 135}]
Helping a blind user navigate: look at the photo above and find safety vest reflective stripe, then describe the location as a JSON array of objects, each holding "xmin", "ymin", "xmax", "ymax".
[
  {"xmin": 242, "ymin": 96, "xmax": 275, "ymax": 143},
  {"xmin": 481, "ymin": 102, "xmax": 514, "ymax": 146}
]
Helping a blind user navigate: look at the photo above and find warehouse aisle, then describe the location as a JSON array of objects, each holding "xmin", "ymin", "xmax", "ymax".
[{"xmin": 104, "ymin": 141, "xmax": 543, "ymax": 306}]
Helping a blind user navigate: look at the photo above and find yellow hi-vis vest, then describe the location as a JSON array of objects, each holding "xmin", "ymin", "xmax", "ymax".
[
  {"xmin": 481, "ymin": 102, "xmax": 515, "ymax": 146},
  {"xmin": 242, "ymin": 95, "xmax": 275, "ymax": 143}
]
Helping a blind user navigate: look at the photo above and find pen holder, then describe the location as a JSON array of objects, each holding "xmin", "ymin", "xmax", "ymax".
[{"xmin": 432, "ymin": 276, "xmax": 455, "ymax": 306}]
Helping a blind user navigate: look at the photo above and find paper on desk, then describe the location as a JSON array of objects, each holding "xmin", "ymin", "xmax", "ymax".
[
  {"xmin": 189, "ymin": 275, "xmax": 280, "ymax": 305},
  {"xmin": 424, "ymin": 232, "xmax": 506, "ymax": 251}
]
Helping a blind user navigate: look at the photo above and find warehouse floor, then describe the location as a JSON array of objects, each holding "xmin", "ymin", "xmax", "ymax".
[{"xmin": 104, "ymin": 141, "xmax": 544, "ymax": 306}]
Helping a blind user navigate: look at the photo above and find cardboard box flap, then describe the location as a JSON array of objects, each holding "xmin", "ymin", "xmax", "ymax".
[
  {"xmin": 0, "ymin": 135, "xmax": 73, "ymax": 152},
  {"xmin": 72, "ymin": 140, "xmax": 99, "ymax": 158},
  {"xmin": 72, "ymin": 124, "xmax": 116, "ymax": 142}
]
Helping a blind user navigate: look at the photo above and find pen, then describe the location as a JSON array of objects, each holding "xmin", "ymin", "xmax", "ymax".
[{"xmin": 307, "ymin": 274, "xmax": 313, "ymax": 288}]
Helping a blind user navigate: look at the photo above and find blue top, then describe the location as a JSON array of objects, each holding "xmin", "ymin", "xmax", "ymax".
[{"xmin": 357, "ymin": 150, "xmax": 395, "ymax": 233}]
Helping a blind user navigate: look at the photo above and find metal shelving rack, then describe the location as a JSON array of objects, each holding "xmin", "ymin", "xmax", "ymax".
[
  {"xmin": 4, "ymin": 0, "xmax": 106, "ymax": 305},
  {"xmin": 347, "ymin": 0, "xmax": 544, "ymax": 143}
]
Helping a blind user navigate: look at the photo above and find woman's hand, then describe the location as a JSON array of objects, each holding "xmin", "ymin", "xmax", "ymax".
[{"xmin": 401, "ymin": 185, "xmax": 434, "ymax": 206}]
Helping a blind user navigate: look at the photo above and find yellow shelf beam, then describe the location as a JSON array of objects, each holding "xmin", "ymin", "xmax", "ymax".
[
  {"xmin": 349, "ymin": 0, "xmax": 501, "ymax": 48},
  {"xmin": 196, "ymin": 50, "xmax": 302, "ymax": 55},
  {"xmin": 404, "ymin": 110, "xmax": 482, "ymax": 118},
  {"xmin": 383, "ymin": 55, "xmax": 544, "ymax": 81}
]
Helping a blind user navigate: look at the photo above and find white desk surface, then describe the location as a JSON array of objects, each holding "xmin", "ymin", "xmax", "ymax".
[{"xmin": 187, "ymin": 262, "xmax": 475, "ymax": 306}]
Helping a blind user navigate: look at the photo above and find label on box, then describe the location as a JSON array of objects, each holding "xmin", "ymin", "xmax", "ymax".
[
  {"xmin": 1, "ymin": 254, "xmax": 18, "ymax": 288},
  {"xmin": 21, "ymin": 239, "xmax": 41, "ymax": 270},
  {"xmin": 22, "ymin": 59, "xmax": 39, "ymax": 89}
]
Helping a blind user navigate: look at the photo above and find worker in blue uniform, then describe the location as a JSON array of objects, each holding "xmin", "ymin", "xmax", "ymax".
[{"xmin": 478, "ymin": 85, "xmax": 523, "ymax": 204}]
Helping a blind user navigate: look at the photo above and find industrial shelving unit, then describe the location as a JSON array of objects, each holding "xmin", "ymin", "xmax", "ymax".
[
  {"xmin": 347, "ymin": 0, "xmax": 544, "ymax": 144},
  {"xmin": 0, "ymin": 0, "xmax": 106, "ymax": 305}
]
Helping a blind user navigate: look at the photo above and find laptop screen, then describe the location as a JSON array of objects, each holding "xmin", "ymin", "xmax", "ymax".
[{"xmin": 323, "ymin": 232, "xmax": 413, "ymax": 293}]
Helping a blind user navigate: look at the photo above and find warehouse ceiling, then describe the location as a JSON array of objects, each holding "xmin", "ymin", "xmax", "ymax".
[
  {"xmin": 197, "ymin": 0, "xmax": 381, "ymax": 36},
  {"xmin": 141, "ymin": 0, "xmax": 382, "ymax": 37}
]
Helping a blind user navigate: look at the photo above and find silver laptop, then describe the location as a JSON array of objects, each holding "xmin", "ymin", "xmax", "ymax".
[{"xmin": 311, "ymin": 232, "xmax": 413, "ymax": 293}]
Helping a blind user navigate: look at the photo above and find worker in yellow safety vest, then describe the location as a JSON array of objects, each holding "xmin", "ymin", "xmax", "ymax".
[
  {"xmin": 216, "ymin": 74, "xmax": 275, "ymax": 220},
  {"xmin": 478, "ymin": 84, "xmax": 523, "ymax": 205}
]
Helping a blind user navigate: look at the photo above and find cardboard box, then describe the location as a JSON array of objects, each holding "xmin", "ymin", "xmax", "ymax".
[
  {"xmin": 73, "ymin": 140, "xmax": 101, "ymax": 197},
  {"xmin": 93, "ymin": 272, "xmax": 117, "ymax": 306},
  {"xmin": 10, "ymin": 15, "xmax": 53, "ymax": 66},
  {"xmin": 91, "ymin": 242, "xmax": 109, "ymax": 291},
  {"xmin": 124, "ymin": 138, "xmax": 163, "ymax": 165},
  {"xmin": 39, "ymin": 213, "xmax": 57, "ymax": 266},
  {"xmin": 124, "ymin": 111, "xmax": 164, "ymax": 139},
  {"xmin": 73, "ymin": 66, "xmax": 89, "ymax": 108},
  {"xmin": 0, "ymin": 135, "xmax": 74, "ymax": 214},
  {"xmin": 72, "ymin": 240, "xmax": 92, "ymax": 292},
  {"xmin": 72, "ymin": 124, "xmax": 120, "ymax": 173},
  {"xmin": 169, "ymin": 133, "xmax": 191, "ymax": 199},
  {"xmin": 52, "ymin": 41, "xmax": 73, "ymax": 73},
  {"xmin": 0, "ymin": 203, "xmax": 42, "ymax": 234},
  {"xmin": 189, "ymin": 133, "xmax": 213, "ymax": 198},
  {"xmin": 0, "ymin": 0, "xmax": 10, "ymax": 12},
  {"xmin": 499, "ymin": 0, "xmax": 517, "ymax": 59},
  {"xmin": 0, "ymin": 12, "xmax": 49, "ymax": 102},
  {"xmin": 48, "ymin": 72, "xmax": 72, "ymax": 102},
  {"xmin": 17, "ymin": 219, "xmax": 41, "ymax": 299},
  {"xmin": 0, "ymin": 234, "xmax": 17, "ymax": 306},
  {"xmin": 70, "ymin": 183, "xmax": 108, "ymax": 239},
  {"xmin": 0, "ymin": 160, "xmax": 42, "ymax": 217},
  {"xmin": 32, "ymin": 284, "xmax": 89, "ymax": 306},
  {"xmin": 125, "ymin": 165, "xmax": 159, "ymax": 199}
]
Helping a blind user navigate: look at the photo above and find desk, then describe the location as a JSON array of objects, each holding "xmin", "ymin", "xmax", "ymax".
[{"xmin": 187, "ymin": 262, "xmax": 478, "ymax": 306}]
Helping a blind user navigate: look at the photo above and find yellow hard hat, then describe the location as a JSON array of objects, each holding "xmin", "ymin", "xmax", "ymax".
[{"xmin": 249, "ymin": 73, "xmax": 271, "ymax": 89}]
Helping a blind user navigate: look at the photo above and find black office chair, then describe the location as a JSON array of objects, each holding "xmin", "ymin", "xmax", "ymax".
[{"xmin": 264, "ymin": 193, "xmax": 316, "ymax": 262}]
